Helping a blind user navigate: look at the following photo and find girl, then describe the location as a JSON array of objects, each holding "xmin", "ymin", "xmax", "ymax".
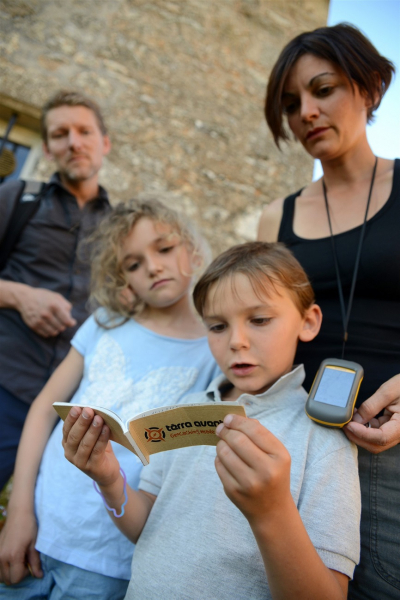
[
  {"xmin": 258, "ymin": 23, "xmax": 399, "ymax": 600},
  {"xmin": 0, "ymin": 199, "xmax": 219, "ymax": 599}
]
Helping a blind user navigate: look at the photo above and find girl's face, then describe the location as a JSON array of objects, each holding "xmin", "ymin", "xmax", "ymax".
[
  {"xmin": 120, "ymin": 217, "xmax": 194, "ymax": 310},
  {"xmin": 282, "ymin": 53, "xmax": 370, "ymax": 161}
]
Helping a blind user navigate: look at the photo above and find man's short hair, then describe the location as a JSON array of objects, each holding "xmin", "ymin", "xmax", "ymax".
[
  {"xmin": 41, "ymin": 90, "xmax": 107, "ymax": 141},
  {"xmin": 193, "ymin": 241, "xmax": 315, "ymax": 317}
]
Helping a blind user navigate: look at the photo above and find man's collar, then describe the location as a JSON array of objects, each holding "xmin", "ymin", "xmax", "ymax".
[{"xmin": 49, "ymin": 172, "xmax": 109, "ymax": 205}]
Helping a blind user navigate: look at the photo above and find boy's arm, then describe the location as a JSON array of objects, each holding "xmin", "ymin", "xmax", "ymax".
[
  {"xmin": 215, "ymin": 415, "xmax": 349, "ymax": 600},
  {"xmin": 0, "ymin": 348, "xmax": 84, "ymax": 585},
  {"xmin": 61, "ymin": 408, "xmax": 155, "ymax": 543}
]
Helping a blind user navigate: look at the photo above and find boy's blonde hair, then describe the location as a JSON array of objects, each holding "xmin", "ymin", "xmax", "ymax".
[
  {"xmin": 88, "ymin": 198, "xmax": 209, "ymax": 327},
  {"xmin": 193, "ymin": 241, "xmax": 314, "ymax": 317}
]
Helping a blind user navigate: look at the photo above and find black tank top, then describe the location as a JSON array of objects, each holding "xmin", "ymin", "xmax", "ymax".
[{"xmin": 278, "ymin": 158, "xmax": 400, "ymax": 403}]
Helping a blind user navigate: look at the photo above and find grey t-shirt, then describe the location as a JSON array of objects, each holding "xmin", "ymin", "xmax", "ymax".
[
  {"xmin": 126, "ymin": 366, "xmax": 361, "ymax": 600},
  {"xmin": 0, "ymin": 174, "xmax": 110, "ymax": 403}
]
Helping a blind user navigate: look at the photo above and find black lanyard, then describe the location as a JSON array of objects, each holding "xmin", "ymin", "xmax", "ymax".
[{"xmin": 322, "ymin": 156, "xmax": 378, "ymax": 359}]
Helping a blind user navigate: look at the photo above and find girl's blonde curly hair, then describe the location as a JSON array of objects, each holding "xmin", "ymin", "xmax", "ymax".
[{"xmin": 86, "ymin": 198, "xmax": 210, "ymax": 328}]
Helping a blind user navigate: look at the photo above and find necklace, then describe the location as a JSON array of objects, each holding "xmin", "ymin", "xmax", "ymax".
[{"xmin": 322, "ymin": 156, "xmax": 378, "ymax": 359}]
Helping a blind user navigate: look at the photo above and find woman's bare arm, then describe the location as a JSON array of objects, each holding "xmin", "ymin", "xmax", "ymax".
[{"xmin": 257, "ymin": 198, "xmax": 284, "ymax": 243}]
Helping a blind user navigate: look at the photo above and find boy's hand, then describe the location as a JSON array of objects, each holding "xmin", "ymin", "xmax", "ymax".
[
  {"xmin": 62, "ymin": 407, "xmax": 120, "ymax": 488},
  {"xmin": 215, "ymin": 414, "xmax": 292, "ymax": 524},
  {"xmin": 0, "ymin": 511, "xmax": 42, "ymax": 585}
]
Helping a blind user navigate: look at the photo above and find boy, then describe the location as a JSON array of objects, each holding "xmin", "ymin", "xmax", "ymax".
[{"xmin": 62, "ymin": 242, "xmax": 361, "ymax": 600}]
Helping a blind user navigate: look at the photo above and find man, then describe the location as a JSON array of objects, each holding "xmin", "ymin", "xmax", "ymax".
[{"xmin": 0, "ymin": 91, "xmax": 111, "ymax": 490}]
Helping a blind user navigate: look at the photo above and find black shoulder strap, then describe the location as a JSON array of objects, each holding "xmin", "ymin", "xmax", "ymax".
[
  {"xmin": 393, "ymin": 158, "xmax": 400, "ymax": 194},
  {"xmin": 277, "ymin": 189, "xmax": 302, "ymax": 243},
  {"xmin": 0, "ymin": 179, "xmax": 46, "ymax": 271}
]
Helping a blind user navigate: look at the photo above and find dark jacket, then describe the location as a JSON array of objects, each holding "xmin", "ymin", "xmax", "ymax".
[{"xmin": 0, "ymin": 173, "xmax": 110, "ymax": 403}]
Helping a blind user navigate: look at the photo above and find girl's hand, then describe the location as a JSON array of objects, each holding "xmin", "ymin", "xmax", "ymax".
[
  {"xmin": 215, "ymin": 414, "xmax": 292, "ymax": 524},
  {"xmin": 344, "ymin": 374, "xmax": 400, "ymax": 454},
  {"xmin": 0, "ymin": 511, "xmax": 42, "ymax": 585},
  {"xmin": 62, "ymin": 407, "xmax": 121, "ymax": 488}
]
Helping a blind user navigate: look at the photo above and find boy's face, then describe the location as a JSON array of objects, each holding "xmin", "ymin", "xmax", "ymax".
[{"xmin": 203, "ymin": 273, "xmax": 320, "ymax": 400}]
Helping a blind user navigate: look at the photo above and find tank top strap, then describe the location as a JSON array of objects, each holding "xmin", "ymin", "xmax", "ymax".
[
  {"xmin": 392, "ymin": 158, "xmax": 400, "ymax": 196},
  {"xmin": 277, "ymin": 189, "xmax": 303, "ymax": 243},
  {"xmin": 278, "ymin": 159, "xmax": 400, "ymax": 244}
]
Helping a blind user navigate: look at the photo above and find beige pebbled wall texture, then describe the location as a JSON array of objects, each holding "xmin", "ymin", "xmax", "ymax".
[{"xmin": 0, "ymin": 0, "xmax": 329, "ymax": 254}]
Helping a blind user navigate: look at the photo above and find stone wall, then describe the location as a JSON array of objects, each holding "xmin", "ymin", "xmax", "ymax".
[{"xmin": 0, "ymin": 0, "xmax": 329, "ymax": 253}]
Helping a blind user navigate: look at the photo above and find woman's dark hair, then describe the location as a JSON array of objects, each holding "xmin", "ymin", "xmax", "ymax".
[{"xmin": 265, "ymin": 23, "xmax": 395, "ymax": 147}]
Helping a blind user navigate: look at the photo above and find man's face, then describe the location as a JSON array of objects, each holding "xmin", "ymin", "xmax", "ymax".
[
  {"xmin": 43, "ymin": 105, "xmax": 110, "ymax": 183},
  {"xmin": 203, "ymin": 273, "xmax": 314, "ymax": 399}
]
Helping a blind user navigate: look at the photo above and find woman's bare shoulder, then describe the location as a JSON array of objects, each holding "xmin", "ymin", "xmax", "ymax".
[
  {"xmin": 258, "ymin": 179, "xmax": 321, "ymax": 242},
  {"xmin": 257, "ymin": 198, "xmax": 285, "ymax": 242}
]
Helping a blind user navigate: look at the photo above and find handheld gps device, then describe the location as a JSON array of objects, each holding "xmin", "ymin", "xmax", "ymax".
[{"xmin": 305, "ymin": 358, "xmax": 363, "ymax": 428}]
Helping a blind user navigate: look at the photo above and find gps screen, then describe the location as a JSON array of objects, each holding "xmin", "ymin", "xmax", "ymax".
[{"xmin": 314, "ymin": 367, "xmax": 355, "ymax": 408}]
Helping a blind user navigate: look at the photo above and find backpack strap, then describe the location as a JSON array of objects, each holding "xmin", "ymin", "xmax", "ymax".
[{"xmin": 0, "ymin": 179, "xmax": 46, "ymax": 271}]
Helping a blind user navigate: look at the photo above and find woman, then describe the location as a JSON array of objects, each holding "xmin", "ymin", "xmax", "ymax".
[{"xmin": 258, "ymin": 23, "xmax": 399, "ymax": 600}]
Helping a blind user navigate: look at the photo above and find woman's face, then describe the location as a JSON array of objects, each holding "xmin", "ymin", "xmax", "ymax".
[{"xmin": 282, "ymin": 53, "xmax": 370, "ymax": 161}]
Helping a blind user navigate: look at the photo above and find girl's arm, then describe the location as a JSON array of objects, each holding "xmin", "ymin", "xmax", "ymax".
[
  {"xmin": 0, "ymin": 348, "xmax": 84, "ymax": 585},
  {"xmin": 61, "ymin": 408, "xmax": 155, "ymax": 543},
  {"xmin": 215, "ymin": 415, "xmax": 349, "ymax": 600}
]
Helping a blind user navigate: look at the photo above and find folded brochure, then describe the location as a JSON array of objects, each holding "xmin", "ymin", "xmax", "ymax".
[{"xmin": 53, "ymin": 401, "xmax": 246, "ymax": 466}]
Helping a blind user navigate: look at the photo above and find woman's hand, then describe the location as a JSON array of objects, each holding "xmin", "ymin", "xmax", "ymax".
[
  {"xmin": 62, "ymin": 407, "xmax": 121, "ymax": 488},
  {"xmin": 215, "ymin": 414, "xmax": 292, "ymax": 524},
  {"xmin": 344, "ymin": 374, "xmax": 400, "ymax": 453}
]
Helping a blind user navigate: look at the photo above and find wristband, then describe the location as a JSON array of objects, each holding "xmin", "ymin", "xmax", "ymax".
[{"xmin": 93, "ymin": 468, "xmax": 128, "ymax": 518}]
